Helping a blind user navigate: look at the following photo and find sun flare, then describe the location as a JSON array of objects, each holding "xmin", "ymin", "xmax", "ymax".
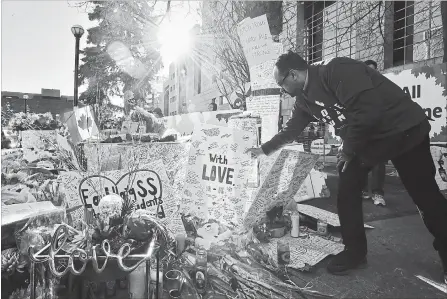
[{"xmin": 157, "ymin": 19, "xmax": 193, "ymax": 65}]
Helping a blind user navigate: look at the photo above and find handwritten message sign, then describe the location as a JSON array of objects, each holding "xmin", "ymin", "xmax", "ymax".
[
  {"xmin": 246, "ymin": 95, "xmax": 281, "ymax": 143},
  {"xmin": 182, "ymin": 123, "xmax": 257, "ymax": 226},
  {"xmin": 237, "ymin": 15, "xmax": 277, "ymax": 67},
  {"xmin": 244, "ymin": 150, "xmax": 319, "ymax": 228},
  {"xmin": 260, "ymin": 234, "xmax": 344, "ymax": 269},
  {"xmin": 57, "ymin": 160, "xmax": 185, "ymax": 235},
  {"xmin": 250, "ymin": 42, "xmax": 284, "ymax": 91}
]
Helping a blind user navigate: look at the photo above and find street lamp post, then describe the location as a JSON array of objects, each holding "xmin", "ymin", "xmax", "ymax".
[
  {"xmin": 71, "ymin": 25, "xmax": 85, "ymax": 107},
  {"xmin": 23, "ymin": 94, "xmax": 29, "ymax": 113}
]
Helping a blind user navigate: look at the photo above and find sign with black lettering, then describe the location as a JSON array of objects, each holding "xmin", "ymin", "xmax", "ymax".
[
  {"xmin": 181, "ymin": 124, "xmax": 257, "ymax": 227},
  {"xmin": 384, "ymin": 63, "xmax": 446, "ymax": 142},
  {"xmin": 57, "ymin": 160, "xmax": 185, "ymax": 234},
  {"xmin": 79, "ymin": 169, "xmax": 164, "ymax": 218}
]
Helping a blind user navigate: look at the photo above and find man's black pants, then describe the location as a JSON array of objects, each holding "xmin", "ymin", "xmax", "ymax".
[{"xmin": 338, "ymin": 136, "xmax": 447, "ymax": 254}]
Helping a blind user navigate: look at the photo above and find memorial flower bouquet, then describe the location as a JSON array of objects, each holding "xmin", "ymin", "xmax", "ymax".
[{"xmin": 8, "ymin": 112, "xmax": 61, "ymax": 131}]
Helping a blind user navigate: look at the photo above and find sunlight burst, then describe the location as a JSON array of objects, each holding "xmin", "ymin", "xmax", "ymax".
[{"xmin": 157, "ymin": 18, "xmax": 193, "ymax": 64}]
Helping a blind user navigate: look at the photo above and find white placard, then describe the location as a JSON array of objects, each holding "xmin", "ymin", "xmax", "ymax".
[
  {"xmin": 237, "ymin": 15, "xmax": 277, "ymax": 67},
  {"xmin": 181, "ymin": 123, "xmax": 257, "ymax": 227},
  {"xmin": 250, "ymin": 43, "xmax": 284, "ymax": 91},
  {"xmin": 246, "ymin": 95, "xmax": 281, "ymax": 143},
  {"xmin": 260, "ymin": 234, "xmax": 344, "ymax": 269}
]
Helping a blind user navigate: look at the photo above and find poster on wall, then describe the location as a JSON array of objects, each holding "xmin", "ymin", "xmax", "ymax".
[
  {"xmin": 57, "ymin": 160, "xmax": 185, "ymax": 235},
  {"xmin": 181, "ymin": 123, "xmax": 257, "ymax": 227},
  {"xmin": 246, "ymin": 95, "xmax": 281, "ymax": 143}
]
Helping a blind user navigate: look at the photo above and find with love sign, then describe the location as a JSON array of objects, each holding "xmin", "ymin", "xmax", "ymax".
[
  {"xmin": 57, "ymin": 159, "xmax": 185, "ymax": 235},
  {"xmin": 181, "ymin": 123, "xmax": 257, "ymax": 227}
]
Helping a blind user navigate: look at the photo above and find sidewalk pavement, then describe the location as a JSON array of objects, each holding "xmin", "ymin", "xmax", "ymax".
[
  {"xmin": 290, "ymin": 157, "xmax": 447, "ymax": 298},
  {"xmin": 292, "ymin": 214, "xmax": 446, "ymax": 298}
]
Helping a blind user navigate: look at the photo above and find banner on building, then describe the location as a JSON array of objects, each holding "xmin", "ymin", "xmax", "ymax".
[
  {"xmin": 181, "ymin": 123, "xmax": 257, "ymax": 227},
  {"xmin": 383, "ymin": 63, "xmax": 446, "ymax": 142}
]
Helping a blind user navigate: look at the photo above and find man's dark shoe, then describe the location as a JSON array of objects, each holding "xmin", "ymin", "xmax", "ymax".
[
  {"xmin": 438, "ymin": 251, "xmax": 447, "ymax": 284},
  {"xmin": 327, "ymin": 249, "xmax": 367, "ymax": 276}
]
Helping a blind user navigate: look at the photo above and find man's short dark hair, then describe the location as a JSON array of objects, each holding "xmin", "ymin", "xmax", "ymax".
[
  {"xmin": 275, "ymin": 50, "xmax": 309, "ymax": 75},
  {"xmin": 364, "ymin": 60, "xmax": 378, "ymax": 69}
]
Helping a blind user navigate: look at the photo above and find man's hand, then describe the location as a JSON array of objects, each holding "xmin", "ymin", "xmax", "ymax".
[
  {"xmin": 337, "ymin": 146, "xmax": 353, "ymax": 173},
  {"xmin": 245, "ymin": 147, "xmax": 265, "ymax": 158}
]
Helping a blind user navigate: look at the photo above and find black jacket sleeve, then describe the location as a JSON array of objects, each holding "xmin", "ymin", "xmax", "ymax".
[
  {"xmin": 261, "ymin": 98, "xmax": 314, "ymax": 156},
  {"xmin": 326, "ymin": 60, "xmax": 383, "ymax": 155}
]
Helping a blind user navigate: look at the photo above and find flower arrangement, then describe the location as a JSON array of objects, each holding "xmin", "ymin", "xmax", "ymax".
[{"xmin": 8, "ymin": 112, "xmax": 62, "ymax": 131}]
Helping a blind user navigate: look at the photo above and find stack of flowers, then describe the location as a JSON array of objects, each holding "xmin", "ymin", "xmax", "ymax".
[{"xmin": 8, "ymin": 112, "xmax": 62, "ymax": 131}]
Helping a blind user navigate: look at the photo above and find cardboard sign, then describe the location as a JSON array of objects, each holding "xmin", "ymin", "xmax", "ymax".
[
  {"xmin": 181, "ymin": 123, "xmax": 257, "ymax": 226},
  {"xmin": 57, "ymin": 160, "xmax": 185, "ymax": 235}
]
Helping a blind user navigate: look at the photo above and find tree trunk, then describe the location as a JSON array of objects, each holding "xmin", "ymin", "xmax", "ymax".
[{"xmin": 442, "ymin": 1, "xmax": 447, "ymax": 62}]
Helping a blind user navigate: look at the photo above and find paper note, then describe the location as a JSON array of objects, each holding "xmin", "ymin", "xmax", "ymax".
[
  {"xmin": 237, "ymin": 15, "xmax": 277, "ymax": 67},
  {"xmin": 181, "ymin": 123, "xmax": 257, "ymax": 227},
  {"xmin": 1, "ymin": 201, "xmax": 60, "ymax": 226},
  {"xmin": 250, "ymin": 43, "xmax": 284, "ymax": 91},
  {"xmin": 57, "ymin": 160, "xmax": 185, "ymax": 235},
  {"xmin": 297, "ymin": 204, "xmax": 374, "ymax": 228},
  {"xmin": 246, "ymin": 95, "xmax": 281, "ymax": 143},
  {"xmin": 260, "ymin": 234, "xmax": 344, "ymax": 269},
  {"xmin": 244, "ymin": 150, "xmax": 319, "ymax": 228}
]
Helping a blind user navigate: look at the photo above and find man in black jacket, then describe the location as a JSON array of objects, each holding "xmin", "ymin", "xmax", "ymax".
[{"xmin": 247, "ymin": 51, "xmax": 447, "ymax": 281}]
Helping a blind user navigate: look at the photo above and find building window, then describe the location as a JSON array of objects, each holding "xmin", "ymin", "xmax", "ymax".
[
  {"xmin": 170, "ymin": 96, "xmax": 176, "ymax": 103},
  {"xmin": 393, "ymin": 1, "xmax": 414, "ymax": 66}
]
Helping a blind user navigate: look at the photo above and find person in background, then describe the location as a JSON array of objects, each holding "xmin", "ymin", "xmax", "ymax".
[
  {"xmin": 246, "ymin": 51, "xmax": 447, "ymax": 282},
  {"xmin": 361, "ymin": 60, "xmax": 386, "ymax": 206},
  {"xmin": 152, "ymin": 108, "xmax": 164, "ymax": 118},
  {"xmin": 208, "ymin": 98, "xmax": 217, "ymax": 111}
]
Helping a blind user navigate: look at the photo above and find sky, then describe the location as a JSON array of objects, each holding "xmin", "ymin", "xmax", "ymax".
[{"xmin": 1, "ymin": 1, "xmax": 200, "ymax": 102}]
